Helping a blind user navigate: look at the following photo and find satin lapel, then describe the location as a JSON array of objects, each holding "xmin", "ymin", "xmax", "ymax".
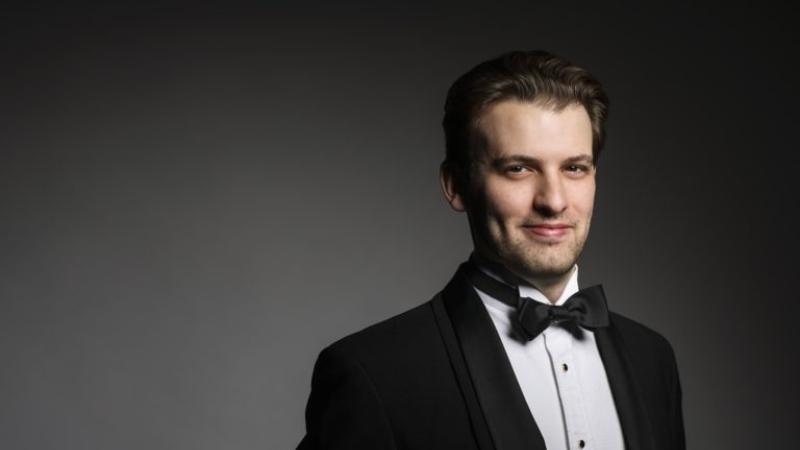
[
  {"xmin": 594, "ymin": 319, "xmax": 657, "ymax": 450},
  {"xmin": 438, "ymin": 264, "xmax": 546, "ymax": 450},
  {"xmin": 432, "ymin": 296, "xmax": 495, "ymax": 450}
]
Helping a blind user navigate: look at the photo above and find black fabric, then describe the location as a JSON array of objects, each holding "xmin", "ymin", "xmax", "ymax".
[
  {"xmin": 594, "ymin": 324, "xmax": 656, "ymax": 450},
  {"xmin": 298, "ymin": 263, "xmax": 685, "ymax": 450},
  {"xmin": 431, "ymin": 296, "xmax": 495, "ymax": 450},
  {"xmin": 441, "ymin": 267, "xmax": 547, "ymax": 450},
  {"xmin": 463, "ymin": 261, "xmax": 609, "ymax": 340}
]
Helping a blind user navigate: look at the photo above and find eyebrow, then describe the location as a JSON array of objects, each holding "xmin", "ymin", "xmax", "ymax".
[{"xmin": 489, "ymin": 153, "xmax": 594, "ymax": 168}]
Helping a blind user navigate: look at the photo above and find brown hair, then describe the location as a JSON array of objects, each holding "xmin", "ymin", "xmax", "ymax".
[{"xmin": 442, "ymin": 50, "xmax": 609, "ymax": 183}]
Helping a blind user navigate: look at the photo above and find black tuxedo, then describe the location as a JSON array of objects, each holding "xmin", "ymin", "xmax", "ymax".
[{"xmin": 298, "ymin": 263, "xmax": 685, "ymax": 449}]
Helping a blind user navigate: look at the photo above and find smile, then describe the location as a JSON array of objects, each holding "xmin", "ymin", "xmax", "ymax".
[{"xmin": 523, "ymin": 224, "xmax": 572, "ymax": 239}]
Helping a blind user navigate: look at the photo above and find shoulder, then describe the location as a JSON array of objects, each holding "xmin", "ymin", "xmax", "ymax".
[
  {"xmin": 609, "ymin": 311, "xmax": 673, "ymax": 348},
  {"xmin": 308, "ymin": 294, "xmax": 464, "ymax": 414},
  {"xmin": 606, "ymin": 313, "xmax": 685, "ymax": 446},
  {"xmin": 302, "ymin": 295, "xmax": 480, "ymax": 448},
  {"xmin": 316, "ymin": 297, "xmax": 447, "ymax": 378},
  {"xmin": 608, "ymin": 311, "xmax": 679, "ymax": 372},
  {"xmin": 301, "ymin": 305, "xmax": 442, "ymax": 450}
]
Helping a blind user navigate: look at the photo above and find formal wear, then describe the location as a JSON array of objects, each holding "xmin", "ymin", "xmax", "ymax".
[
  {"xmin": 474, "ymin": 263, "xmax": 624, "ymax": 450},
  {"xmin": 298, "ymin": 262, "xmax": 685, "ymax": 450}
]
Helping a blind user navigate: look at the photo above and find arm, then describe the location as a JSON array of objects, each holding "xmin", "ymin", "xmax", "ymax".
[{"xmin": 297, "ymin": 346, "xmax": 396, "ymax": 450}]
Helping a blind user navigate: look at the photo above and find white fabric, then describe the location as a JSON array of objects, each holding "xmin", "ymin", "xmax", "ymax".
[{"xmin": 474, "ymin": 265, "xmax": 625, "ymax": 450}]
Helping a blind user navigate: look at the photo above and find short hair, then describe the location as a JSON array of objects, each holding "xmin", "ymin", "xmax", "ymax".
[{"xmin": 442, "ymin": 50, "xmax": 609, "ymax": 183}]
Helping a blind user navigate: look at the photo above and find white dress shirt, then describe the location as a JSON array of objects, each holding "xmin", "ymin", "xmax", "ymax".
[{"xmin": 474, "ymin": 265, "xmax": 625, "ymax": 450}]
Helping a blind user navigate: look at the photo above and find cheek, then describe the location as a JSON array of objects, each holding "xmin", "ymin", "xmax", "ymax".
[
  {"xmin": 573, "ymin": 183, "xmax": 596, "ymax": 216},
  {"xmin": 482, "ymin": 181, "xmax": 533, "ymax": 222}
]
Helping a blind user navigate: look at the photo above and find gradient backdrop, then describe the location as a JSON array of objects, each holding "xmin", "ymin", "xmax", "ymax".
[{"xmin": 2, "ymin": 3, "xmax": 798, "ymax": 449}]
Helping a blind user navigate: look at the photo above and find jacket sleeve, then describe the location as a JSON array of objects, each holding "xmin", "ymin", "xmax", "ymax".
[{"xmin": 297, "ymin": 346, "xmax": 396, "ymax": 450}]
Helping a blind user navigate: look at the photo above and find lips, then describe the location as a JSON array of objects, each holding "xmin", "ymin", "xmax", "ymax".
[{"xmin": 524, "ymin": 223, "xmax": 572, "ymax": 238}]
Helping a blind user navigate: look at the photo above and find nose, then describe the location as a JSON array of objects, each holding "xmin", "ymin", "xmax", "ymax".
[{"xmin": 533, "ymin": 172, "xmax": 567, "ymax": 217}]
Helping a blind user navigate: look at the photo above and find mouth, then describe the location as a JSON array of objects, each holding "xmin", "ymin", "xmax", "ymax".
[{"xmin": 522, "ymin": 223, "xmax": 572, "ymax": 239}]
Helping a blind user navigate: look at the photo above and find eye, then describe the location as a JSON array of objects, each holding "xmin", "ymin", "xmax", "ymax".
[
  {"xmin": 564, "ymin": 164, "xmax": 590, "ymax": 175},
  {"xmin": 505, "ymin": 164, "xmax": 528, "ymax": 174}
]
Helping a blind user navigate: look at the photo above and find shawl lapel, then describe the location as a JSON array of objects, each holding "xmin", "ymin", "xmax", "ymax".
[
  {"xmin": 594, "ymin": 318, "xmax": 657, "ymax": 450},
  {"xmin": 432, "ymin": 264, "xmax": 546, "ymax": 450}
]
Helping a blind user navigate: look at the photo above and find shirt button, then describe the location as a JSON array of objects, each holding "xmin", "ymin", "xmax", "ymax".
[
  {"xmin": 578, "ymin": 440, "xmax": 586, "ymax": 448},
  {"xmin": 561, "ymin": 363, "xmax": 569, "ymax": 372}
]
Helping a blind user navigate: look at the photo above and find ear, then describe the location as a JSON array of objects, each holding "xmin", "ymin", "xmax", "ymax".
[{"xmin": 439, "ymin": 163, "xmax": 466, "ymax": 212}]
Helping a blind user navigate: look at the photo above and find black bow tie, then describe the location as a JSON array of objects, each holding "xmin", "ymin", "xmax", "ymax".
[{"xmin": 464, "ymin": 262, "xmax": 609, "ymax": 341}]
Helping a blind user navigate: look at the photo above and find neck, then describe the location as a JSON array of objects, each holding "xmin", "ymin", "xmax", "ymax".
[
  {"xmin": 526, "ymin": 272, "xmax": 573, "ymax": 304},
  {"xmin": 471, "ymin": 252, "xmax": 575, "ymax": 305}
]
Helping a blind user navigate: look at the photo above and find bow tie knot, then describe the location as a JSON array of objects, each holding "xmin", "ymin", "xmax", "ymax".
[
  {"xmin": 546, "ymin": 304, "xmax": 582, "ymax": 322},
  {"xmin": 465, "ymin": 261, "xmax": 610, "ymax": 341}
]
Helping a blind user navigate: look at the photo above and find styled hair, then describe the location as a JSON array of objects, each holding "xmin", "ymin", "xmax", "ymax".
[{"xmin": 442, "ymin": 50, "xmax": 609, "ymax": 183}]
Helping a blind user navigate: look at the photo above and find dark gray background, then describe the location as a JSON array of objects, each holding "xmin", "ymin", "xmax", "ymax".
[{"xmin": 2, "ymin": 2, "xmax": 798, "ymax": 449}]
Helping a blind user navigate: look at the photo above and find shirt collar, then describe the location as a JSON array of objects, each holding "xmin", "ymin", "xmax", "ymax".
[{"xmin": 475, "ymin": 262, "xmax": 580, "ymax": 307}]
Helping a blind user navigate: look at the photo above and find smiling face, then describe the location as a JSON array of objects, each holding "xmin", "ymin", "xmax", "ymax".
[{"xmin": 442, "ymin": 100, "xmax": 596, "ymax": 283}]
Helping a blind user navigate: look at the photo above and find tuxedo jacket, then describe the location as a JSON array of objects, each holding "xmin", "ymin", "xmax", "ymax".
[{"xmin": 298, "ymin": 264, "xmax": 685, "ymax": 450}]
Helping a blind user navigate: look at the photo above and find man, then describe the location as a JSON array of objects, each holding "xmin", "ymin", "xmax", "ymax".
[{"xmin": 298, "ymin": 51, "xmax": 685, "ymax": 450}]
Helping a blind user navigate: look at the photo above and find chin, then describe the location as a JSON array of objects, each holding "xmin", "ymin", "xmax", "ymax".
[
  {"xmin": 519, "ymin": 261, "xmax": 575, "ymax": 279},
  {"xmin": 519, "ymin": 245, "xmax": 580, "ymax": 275},
  {"xmin": 497, "ymin": 250, "xmax": 575, "ymax": 281}
]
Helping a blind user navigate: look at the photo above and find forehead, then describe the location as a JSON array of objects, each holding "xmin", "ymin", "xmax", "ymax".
[{"xmin": 475, "ymin": 100, "xmax": 593, "ymax": 160}]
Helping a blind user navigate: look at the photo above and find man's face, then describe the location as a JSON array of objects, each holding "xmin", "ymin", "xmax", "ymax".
[{"xmin": 443, "ymin": 100, "xmax": 596, "ymax": 281}]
